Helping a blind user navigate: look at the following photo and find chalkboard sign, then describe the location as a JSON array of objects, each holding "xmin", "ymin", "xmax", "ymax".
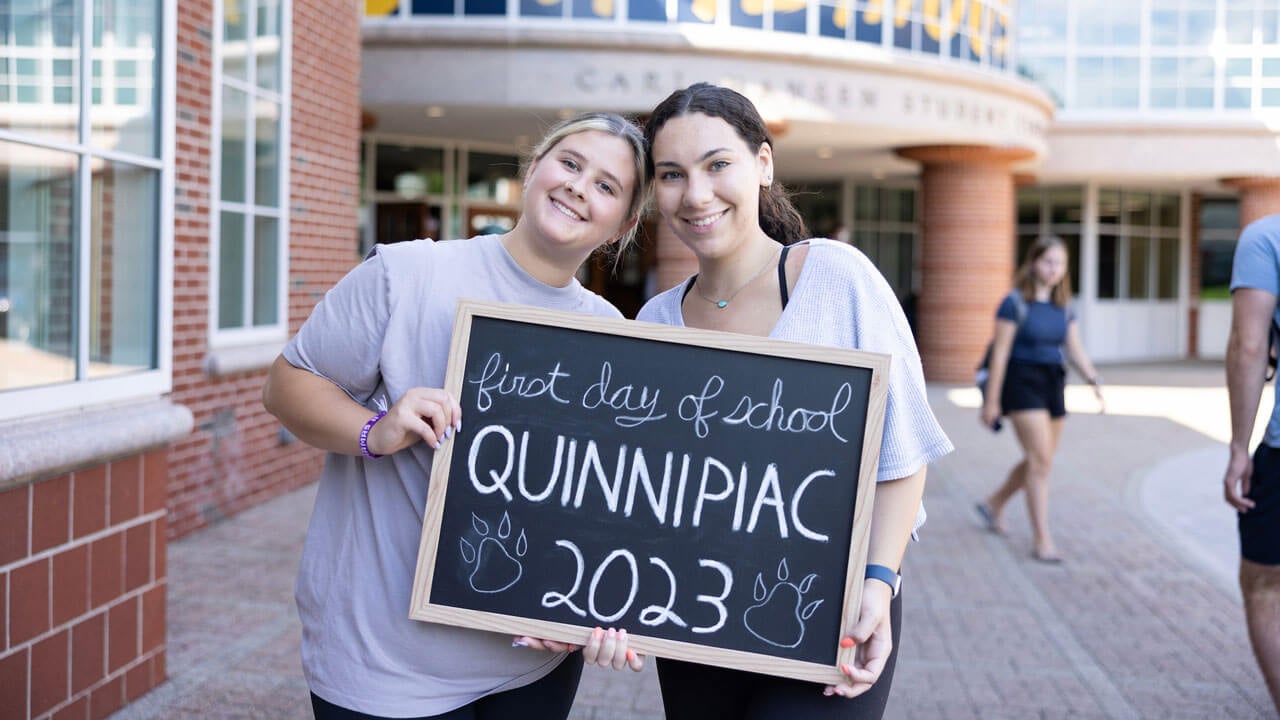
[{"xmin": 410, "ymin": 299, "xmax": 890, "ymax": 685}]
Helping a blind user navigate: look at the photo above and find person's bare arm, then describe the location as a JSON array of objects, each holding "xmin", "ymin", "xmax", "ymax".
[
  {"xmin": 826, "ymin": 466, "xmax": 926, "ymax": 698},
  {"xmin": 980, "ymin": 319, "xmax": 1017, "ymax": 428},
  {"xmin": 262, "ymin": 355, "xmax": 459, "ymax": 457},
  {"xmin": 1062, "ymin": 322, "xmax": 1104, "ymax": 411},
  {"xmin": 1224, "ymin": 287, "xmax": 1277, "ymax": 511}
]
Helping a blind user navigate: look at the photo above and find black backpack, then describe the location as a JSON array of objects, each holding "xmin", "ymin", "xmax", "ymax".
[{"xmin": 1268, "ymin": 318, "xmax": 1280, "ymax": 382}]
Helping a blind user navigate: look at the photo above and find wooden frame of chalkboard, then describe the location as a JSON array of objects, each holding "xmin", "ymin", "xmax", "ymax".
[{"xmin": 410, "ymin": 299, "xmax": 890, "ymax": 685}]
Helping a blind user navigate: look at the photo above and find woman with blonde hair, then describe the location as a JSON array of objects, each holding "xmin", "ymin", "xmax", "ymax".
[
  {"xmin": 977, "ymin": 235, "xmax": 1105, "ymax": 563},
  {"xmin": 263, "ymin": 112, "xmax": 649, "ymax": 719}
]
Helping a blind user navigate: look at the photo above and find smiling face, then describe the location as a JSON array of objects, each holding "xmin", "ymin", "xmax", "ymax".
[
  {"xmin": 522, "ymin": 129, "xmax": 638, "ymax": 263},
  {"xmin": 650, "ymin": 112, "xmax": 773, "ymax": 260}
]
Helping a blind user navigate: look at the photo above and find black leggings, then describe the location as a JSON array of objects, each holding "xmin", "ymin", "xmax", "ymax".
[
  {"xmin": 656, "ymin": 591, "xmax": 903, "ymax": 720},
  {"xmin": 310, "ymin": 653, "xmax": 584, "ymax": 720}
]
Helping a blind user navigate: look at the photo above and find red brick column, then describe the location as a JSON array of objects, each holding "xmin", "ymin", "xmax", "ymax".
[
  {"xmin": 896, "ymin": 145, "xmax": 1035, "ymax": 383},
  {"xmin": 0, "ymin": 452, "xmax": 168, "ymax": 719},
  {"xmin": 1222, "ymin": 176, "xmax": 1280, "ymax": 228}
]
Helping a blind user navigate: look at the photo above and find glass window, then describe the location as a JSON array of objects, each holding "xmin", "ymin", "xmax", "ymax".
[
  {"xmin": 1128, "ymin": 235, "xmax": 1150, "ymax": 299},
  {"xmin": 0, "ymin": 143, "xmax": 79, "ymax": 390},
  {"xmin": 1156, "ymin": 236, "xmax": 1177, "ymax": 299},
  {"xmin": 1225, "ymin": 57, "xmax": 1254, "ymax": 109},
  {"xmin": 1200, "ymin": 197, "xmax": 1239, "ymax": 299},
  {"xmin": 1225, "ymin": 7, "xmax": 1255, "ymax": 43},
  {"xmin": 1075, "ymin": 56, "xmax": 1139, "ymax": 108},
  {"xmin": 0, "ymin": 0, "xmax": 167, "ymax": 418},
  {"xmin": 854, "ymin": 186, "xmax": 879, "ymax": 222},
  {"xmin": 1156, "ymin": 194, "xmax": 1180, "ymax": 228},
  {"xmin": 1098, "ymin": 234, "xmax": 1118, "ymax": 299},
  {"xmin": 523, "ymin": 0, "xmax": 563, "ymax": 16},
  {"xmin": 213, "ymin": 0, "xmax": 289, "ymax": 339},
  {"xmin": 91, "ymin": 0, "xmax": 160, "ymax": 157},
  {"xmin": 465, "ymin": 151, "xmax": 520, "ymax": 202},
  {"xmin": 1047, "ymin": 187, "xmax": 1082, "ymax": 224},
  {"xmin": 849, "ymin": 183, "xmax": 917, "ymax": 300},
  {"xmin": 1017, "ymin": 188, "xmax": 1040, "ymax": 226},
  {"xmin": 376, "ymin": 144, "xmax": 446, "ymax": 197},
  {"xmin": 1076, "ymin": 0, "xmax": 1140, "ymax": 45},
  {"xmin": 88, "ymin": 160, "xmax": 159, "ymax": 377},
  {"xmin": 1124, "ymin": 191, "xmax": 1151, "ymax": 227},
  {"xmin": 1097, "ymin": 189, "xmax": 1121, "ymax": 226},
  {"xmin": 628, "ymin": 0, "xmax": 667, "ymax": 22},
  {"xmin": 789, "ymin": 182, "xmax": 841, "ymax": 239},
  {"xmin": 1019, "ymin": 56, "xmax": 1065, "ymax": 106},
  {"xmin": 257, "ymin": 0, "xmax": 283, "ymax": 91},
  {"xmin": 571, "ymin": 0, "xmax": 613, "ymax": 20},
  {"xmin": 1151, "ymin": 8, "xmax": 1179, "ymax": 44},
  {"xmin": 1264, "ymin": 8, "xmax": 1279, "ymax": 44},
  {"xmin": 2, "ymin": 0, "xmax": 79, "ymax": 145}
]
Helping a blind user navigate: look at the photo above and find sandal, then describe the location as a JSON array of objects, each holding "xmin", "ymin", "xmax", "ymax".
[{"xmin": 974, "ymin": 502, "xmax": 1006, "ymax": 536}]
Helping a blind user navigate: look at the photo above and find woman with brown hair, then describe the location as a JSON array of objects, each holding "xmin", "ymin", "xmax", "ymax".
[{"xmin": 977, "ymin": 236, "xmax": 1105, "ymax": 563}]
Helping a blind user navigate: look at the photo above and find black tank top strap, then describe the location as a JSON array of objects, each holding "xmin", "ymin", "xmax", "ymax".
[
  {"xmin": 778, "ymin": 244, "xmax": 793, "ymax": 308},
  {"xmin": 682, "ymin": 275, "xmax": 697, "ymax": 302}
]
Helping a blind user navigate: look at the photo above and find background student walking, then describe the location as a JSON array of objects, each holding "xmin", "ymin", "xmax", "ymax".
[
  {"xmin": 1223, "ymin": 212, "xmax": 1280, "ymax": 715},
  {"xmin": 976, "ymin": 236, "xmax": 1104, "ymax": 563},
  {"xmin": 262, "ymin": 112, "xmax": 648, "ymax": 720}
]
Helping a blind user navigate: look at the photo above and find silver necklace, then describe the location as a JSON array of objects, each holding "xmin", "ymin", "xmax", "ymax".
[{"xmin": 694, "ymin": 248, "xmax": 781, "ymax": 309}]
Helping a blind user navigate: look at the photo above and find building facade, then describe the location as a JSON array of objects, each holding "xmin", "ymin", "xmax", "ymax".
[
  {"xmin": 0, "ymin": 0, "xmax": 357, "ymax": 716},
  {"xmin": 2, "ymin": 0, "xmax": 1279, "ymax": 718},
  {"xmin": 358, "ymin": 0, "xmax": 1280, "ymax": 374}
]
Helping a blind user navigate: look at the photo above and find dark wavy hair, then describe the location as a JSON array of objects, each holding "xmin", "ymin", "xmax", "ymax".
[{"xmin": 643, "ymin": 83, "xmax": 808, "ymax": 246}]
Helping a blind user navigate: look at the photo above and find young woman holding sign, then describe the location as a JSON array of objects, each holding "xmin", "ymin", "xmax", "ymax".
[
  {"xmin": 262, "ymin": 112, "xmax": 648, "ymax": 720},
  {"xmin": 634, "ymin": 83, "xmax": 953, "ymax": 718}
]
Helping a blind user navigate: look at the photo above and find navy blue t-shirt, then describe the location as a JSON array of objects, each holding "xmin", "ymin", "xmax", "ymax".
[{"xmin": 997, "ymin": 292, "xmax": 1074, "ymax": 366}]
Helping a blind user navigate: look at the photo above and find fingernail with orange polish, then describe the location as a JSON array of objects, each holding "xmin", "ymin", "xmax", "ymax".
[{"xmin": 839, "ymin": 637, "xmax": 855, "ymax": 648}]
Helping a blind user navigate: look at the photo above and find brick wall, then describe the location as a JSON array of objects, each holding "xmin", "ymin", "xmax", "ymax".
[
  {"xmin": 1224, "ymin": 176, "xmax": 1280, "ymax": 228},
  {"xmin": 166, "ymin": 0, "xmax": 362, "ymax": 539},
  {"xmin": 0, "ymin": 451, "xmax": 168, "ymax": 719}
]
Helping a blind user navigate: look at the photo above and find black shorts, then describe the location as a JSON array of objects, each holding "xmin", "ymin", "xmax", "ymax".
[
  {"xmin": 1000, "ymin": 361, "xmax": 1066, "ymax": 418},
  {"xmin": 1241, "ymin": 444, "xmax": 1280, "ymax": 565}
]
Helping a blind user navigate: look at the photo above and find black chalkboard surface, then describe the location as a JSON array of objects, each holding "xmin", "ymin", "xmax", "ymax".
[{"xmin": 410, "ymin": 299, "xmax": 890, "ymax": 685}]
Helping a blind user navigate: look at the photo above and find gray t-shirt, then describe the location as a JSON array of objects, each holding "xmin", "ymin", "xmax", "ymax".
[
  {"xmin": 283, "ymin": 235, "xmax": 621, "ymax": 716},
  {"xmin": 637, "ymin": 239, "xmax": 953, "ymax": 531},
  {"xmin": 1230, "ymin": 214, "xmax": 1280, "ymax": 448}
]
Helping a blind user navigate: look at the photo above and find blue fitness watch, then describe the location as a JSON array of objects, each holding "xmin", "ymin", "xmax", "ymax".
[{"xmin": 864, "ymin": 564, "xmax": 901, "ymax": 598}]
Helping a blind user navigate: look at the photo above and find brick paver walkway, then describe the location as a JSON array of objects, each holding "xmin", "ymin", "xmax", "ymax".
[{"xmin": 112, "ymin": 362, "xmax": 1276, "ymax": 719}]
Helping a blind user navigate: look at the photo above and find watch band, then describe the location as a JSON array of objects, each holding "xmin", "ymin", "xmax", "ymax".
[{"xmin": 864, "ymin": 564, "xmax": 901, "ymax": 598}]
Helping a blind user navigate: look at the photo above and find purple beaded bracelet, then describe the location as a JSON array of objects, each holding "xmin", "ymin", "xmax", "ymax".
[{"xmin": 360, "ymin": 410, "xmax": 387, "ymax": 459}]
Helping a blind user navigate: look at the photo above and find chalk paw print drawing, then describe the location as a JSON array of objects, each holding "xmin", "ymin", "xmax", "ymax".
[
  {"xmin": 459, "ymin": 511, "xmax": 527, "ymax": 594},
  {"xmin": 743, "ymin": 558, "xmax": 823, "ymax": 649}
]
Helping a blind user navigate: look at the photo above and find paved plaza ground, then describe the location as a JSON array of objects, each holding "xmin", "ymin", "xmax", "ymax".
[{"xmin": 112, "ymin": 362, "xmax": 1277, "ymax": 719}]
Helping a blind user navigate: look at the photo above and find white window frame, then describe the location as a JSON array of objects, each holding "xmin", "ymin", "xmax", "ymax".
[
  {"xmin": 0, "ymin": 0, "xmax": 176, "ymax": 423},
  {"xmin": 208, "ymin": 0, "xmax": 292, "ymax": 349}
]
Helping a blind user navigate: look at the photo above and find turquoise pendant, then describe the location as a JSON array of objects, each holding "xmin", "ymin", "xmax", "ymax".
[{"xmin": 716, "ymin": 300, "xmax": 728, "ymax": 309}]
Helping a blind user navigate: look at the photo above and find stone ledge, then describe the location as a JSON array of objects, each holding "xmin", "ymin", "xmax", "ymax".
[
  {"xmin": 0, "ymin": 398, "xmax": 195, "ymax": 489},
  {"xmin": 203, "ymin": 341, "xmax": 284, "ymax": 377}
]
